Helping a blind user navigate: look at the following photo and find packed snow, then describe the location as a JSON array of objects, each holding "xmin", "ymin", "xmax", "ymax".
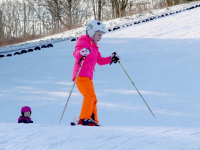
[{"xmin": 1, "ymin": 3, "xmax": 200, "ymax": 150}]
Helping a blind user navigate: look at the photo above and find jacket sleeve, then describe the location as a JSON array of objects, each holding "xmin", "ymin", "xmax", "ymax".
[
  {"xmin": 18, "ymin": 119, "xmax": 28, "ymax": 123},
  {"xmin": 73, "ymin": 38, "xmax": 88, "ymax": 60},
  {"xmin": 29, "ymin": 120, "xmax": 33, "ymax": 123},
  {"xmin": 97, "ymin": 51, "xmax": 112, "ymax": 66}
]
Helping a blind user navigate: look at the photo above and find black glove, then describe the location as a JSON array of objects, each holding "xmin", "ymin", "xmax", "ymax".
[{"xmin": 110, "ymin": 52, "xmax": 120, "ymax": 65}]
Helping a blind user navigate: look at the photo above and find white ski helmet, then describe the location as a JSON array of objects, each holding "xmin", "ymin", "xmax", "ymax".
[{"xmin": 86, "ymin": 20, "xmax": 106, "ymax": 39}]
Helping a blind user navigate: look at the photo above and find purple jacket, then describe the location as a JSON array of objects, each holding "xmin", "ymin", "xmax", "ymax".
[
  {"xmin": 72, "ymin": 35, "xmax": 111, "ymax": 81},
  {"xmin": 18, "ymin": 116, "xmax": 33, "ymax": 123}
]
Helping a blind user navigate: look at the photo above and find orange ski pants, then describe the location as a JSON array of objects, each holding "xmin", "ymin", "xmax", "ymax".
[{"xmin": 76, "ymin": 76, "xmax": 99, "ymax": 124}]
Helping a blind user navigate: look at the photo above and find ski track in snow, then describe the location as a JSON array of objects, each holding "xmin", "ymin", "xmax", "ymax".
[{"xmin": 1, "ymin": 3, "xmax": 200, "ymax": 150}]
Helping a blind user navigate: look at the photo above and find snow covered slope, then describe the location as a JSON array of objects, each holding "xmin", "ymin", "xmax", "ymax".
[{"xmin": 0, "ymin": 4, "xmax": 200, "ymax": 150}]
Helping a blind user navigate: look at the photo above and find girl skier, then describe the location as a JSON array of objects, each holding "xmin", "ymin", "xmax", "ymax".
[
  {"xmin": 18, "ymin": 106, "xmax": 33, "ymax": 123},
  {"xmin": 72, "ymin": 20, "xmax": 120, "ymax": 126}
]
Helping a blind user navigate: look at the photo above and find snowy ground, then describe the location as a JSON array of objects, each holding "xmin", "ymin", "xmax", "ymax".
[{"xmin": 1, "ymin": 3, "xmax": 200, "ymax": 150}]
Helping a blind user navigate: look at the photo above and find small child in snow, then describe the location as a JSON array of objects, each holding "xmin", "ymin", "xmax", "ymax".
[
  {"xmin": 18, "ymin": 106, "xmax": 33, "ymax": 123},
  {"xmin": 72, "ymin": 20, "xmax": 120, "ymax": 126}
]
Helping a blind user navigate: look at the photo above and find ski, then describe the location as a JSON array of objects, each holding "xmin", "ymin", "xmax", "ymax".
[
  {"xmin": 70, "ymin": 117, "xmax": 79, "ymax": 126},
  {"xmin": 70, "ymin": 117, "xmax": 102, "ymax": 126}
]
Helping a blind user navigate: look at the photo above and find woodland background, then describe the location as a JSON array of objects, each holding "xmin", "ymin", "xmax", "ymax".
[{"xmin": 0, "ymin": 0, "xmax": 196, "ymax": 47}]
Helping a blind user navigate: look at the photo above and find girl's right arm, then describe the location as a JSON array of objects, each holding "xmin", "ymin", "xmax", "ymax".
[{"xmin": 73, "ymin": 38, "xmax": 88, "ymax": 60}]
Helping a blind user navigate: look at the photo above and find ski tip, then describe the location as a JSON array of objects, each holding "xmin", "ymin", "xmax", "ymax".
[{"xmin": 71, "ymin": 122, "xmax": 76, "ymax": 126}]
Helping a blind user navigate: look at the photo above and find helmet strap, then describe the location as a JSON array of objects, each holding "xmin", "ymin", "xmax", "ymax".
[{"xmin": 86, "ymin": 30, "xmax": 95, "ymax": 39}]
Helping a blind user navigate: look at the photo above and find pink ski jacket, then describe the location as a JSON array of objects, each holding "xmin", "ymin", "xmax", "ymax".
[{"xmin": 72, "ymin": 35, "xmax": 111, "ymax": 81}]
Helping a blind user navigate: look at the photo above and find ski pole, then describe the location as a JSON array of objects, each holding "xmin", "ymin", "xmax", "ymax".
[
  {"xmin": 59, "ymin": 56, "xmax": 86, "ymax": 124},
  {"xmin": 118, "ymin": 61, "xmax": 156, "ymax": 118}
]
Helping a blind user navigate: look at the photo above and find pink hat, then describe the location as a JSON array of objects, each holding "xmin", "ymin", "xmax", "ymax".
[{"xmin": 21, "ymin": 106, "xmax": 31, "ymax": 113}]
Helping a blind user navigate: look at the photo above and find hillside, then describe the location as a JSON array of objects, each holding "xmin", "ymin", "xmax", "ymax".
[{"xmin": 0, "ymin": 3, "xmax": 200, "ymax": 150}]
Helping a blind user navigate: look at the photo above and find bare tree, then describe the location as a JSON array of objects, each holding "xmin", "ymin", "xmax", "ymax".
[
  {"xmin": 38, "ymin": 0, "xmax": 83, "ymax": 30},
  {"xmin": 0, "ymin": 0, "xmax": 195, "ymax": 47},
  {"xmin": 0, "ymin": 10, "xmax": 4, "ymax": 44},
  {"xmin": 92, "ymin": 0, "xmax": 97, "ymax": 20},
  {"xmin": 91, "ymin": 0, "xmax": 104, "ymax": 21},
  {"xmin": 98, "ymin": 0, "xmax": 102, "ymax": 21}
]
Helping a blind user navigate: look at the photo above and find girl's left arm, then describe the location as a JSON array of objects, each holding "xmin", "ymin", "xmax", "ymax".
[
  {"xmin": 97, "ymin": 52, "xmax": 112, "ymax": 65},
  {"xmin": 18, "ymin": 119, "xmax": 28, "ymax": 123}
]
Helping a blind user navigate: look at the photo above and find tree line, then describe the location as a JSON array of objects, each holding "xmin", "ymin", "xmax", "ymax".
[{"xmin": 0, "ymin": 0, "xmax": 196, "ymax": 47}]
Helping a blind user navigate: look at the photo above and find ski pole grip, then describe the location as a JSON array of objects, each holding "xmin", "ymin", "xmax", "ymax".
[
  {"xmin": 78, "ymin": 56, "xmax": 86, "ymax": 66},
  {"xmin": 110, "ymin": 52, "xmax": 117, "ymax": 65}
]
